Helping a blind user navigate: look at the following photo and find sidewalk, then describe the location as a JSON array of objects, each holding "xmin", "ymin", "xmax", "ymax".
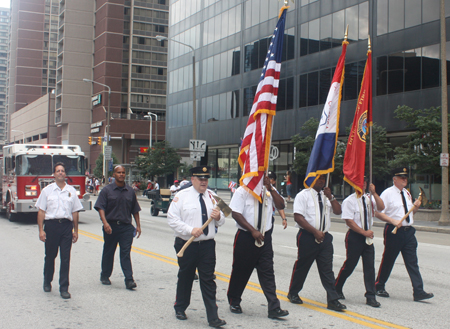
[{"xmin": 138, "ymin": 190, "xmax": 450, "ymax": 234}]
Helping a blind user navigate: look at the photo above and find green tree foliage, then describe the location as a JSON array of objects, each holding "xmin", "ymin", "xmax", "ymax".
[
  {"xmin": 135, "ymin": 141, "xmax": 181, "ymax": 178},
  {"xmin": 93, "ymin": 152, "xmax": 119, "ymax": 178},
  {"xmin": 390, "ymin": 105, "xmax": 448, "ymax": 177},
  {"xmin": 177, "ymin": 161, "xmax": 193, "ymax": 178},
  {"xmin": 291, "ymin": 117, "xmax": 319, "ymax": 177}
]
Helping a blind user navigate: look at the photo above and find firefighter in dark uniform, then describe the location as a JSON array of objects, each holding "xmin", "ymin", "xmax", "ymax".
[
  {"xmin": 375, "ymin": 167, "xmax": 434, "ymax": 301},
  {"xmin": 167, "ymin": 166, "xmax": 226, "ymax": 328},
  {"xmin": 227, "ymin": 175, "xmax": 289, "ymax": 319}
]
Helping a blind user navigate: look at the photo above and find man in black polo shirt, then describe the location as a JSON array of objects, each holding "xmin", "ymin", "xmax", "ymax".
[{"xmin": 94, "ymin": 165, "xmax": 142, "ymax": 289}]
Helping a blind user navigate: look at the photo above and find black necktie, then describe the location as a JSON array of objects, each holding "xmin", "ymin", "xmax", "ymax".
[
  {"xmin": 257, "ymin": 200, "xmax": 263, "ymax": 230},
  {"xmin": 400, "ymin": 190, "xmax": 410, "ymax": 223},
  {"xmin": 318, "ymin": 192, "xmax": 324, "ymax": 231},
  {"xmin": 199, "ymin": 193, "xmax": 208, "ymax": 235},
  {"xmin": 362, "ymin": 196, "xmax": 369, "ymax": 230}
]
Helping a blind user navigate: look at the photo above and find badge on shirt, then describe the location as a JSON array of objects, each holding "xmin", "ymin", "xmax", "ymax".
[{"xmin": 173, "ymin": 197, "xmax": 178, "ymax": 203}]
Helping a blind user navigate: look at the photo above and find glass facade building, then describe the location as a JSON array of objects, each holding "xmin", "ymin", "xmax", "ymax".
[{"xmin": 166, "ymin": 0, "xmax": 450, "ymax": 190}]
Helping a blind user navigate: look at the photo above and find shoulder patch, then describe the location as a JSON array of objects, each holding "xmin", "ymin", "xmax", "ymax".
[{"xmin": 173, "ymin": 197, "xmax": 179, "ymax": 203}]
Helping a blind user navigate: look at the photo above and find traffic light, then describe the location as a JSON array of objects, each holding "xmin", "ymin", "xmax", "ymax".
[
  {"xmin": 98, "ymin": 137, "xmax": 102, "ymax": 145},
  {"xmin": 88, "ymin": 136, "xmax": 92, "ymax": 145}
]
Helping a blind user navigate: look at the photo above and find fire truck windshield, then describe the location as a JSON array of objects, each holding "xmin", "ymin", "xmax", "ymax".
[{"xmin": 15, "ymin": 154, "xmax": 85, "ymax": 176}]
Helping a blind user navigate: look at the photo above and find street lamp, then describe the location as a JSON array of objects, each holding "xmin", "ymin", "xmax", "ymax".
[
  {"xmin": 83, "ymin": 78, "xmax": 111, "ymax": 183},
  {"xmin": 11, "ymin": 129, "xmax": 25, "ymax": 144},
  {"xmin": 156, "ymin": 35, "xmax": 197, "ymax": 142},
  {"xmin": 144, "ymin": 112, "xmax": 157, "ymax": 149}
]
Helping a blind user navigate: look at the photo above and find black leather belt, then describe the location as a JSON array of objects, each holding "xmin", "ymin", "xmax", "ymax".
[
  {"xmin": 387, "ymin": 224, "xmax": 412, "ymax": 231},
  {"xmin": 108, "ymin": 221, "xmax": 130, "ymax": 225},
  {"xmin": 176, "ymin": 237, "xmax": 212, "ymax": 244},
  {"xmin": 47, "ymin": 218, "xmax": 70, "ymax": 223}
]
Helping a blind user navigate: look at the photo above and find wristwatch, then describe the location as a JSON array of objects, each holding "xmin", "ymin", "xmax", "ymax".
[{"xmin": 329, "ymin": 195, "xmax": 336, "ymax": 202}]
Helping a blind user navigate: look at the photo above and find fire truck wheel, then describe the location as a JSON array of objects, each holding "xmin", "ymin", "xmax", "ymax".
[{"xmin": 6, "ymin": 202, "xmax": 18, "ymax": 222}]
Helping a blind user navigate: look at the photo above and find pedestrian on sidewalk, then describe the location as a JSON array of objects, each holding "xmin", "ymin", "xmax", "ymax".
[
  {"xmin": 374, "ymin": 167, "xmax": 434, "ymax": 302},
  {"xmin": 37, "ymin": 162, "xmax": 84, "ymax": 299},
  {"xmin": 94, "ymin": 165, "xmax": 142, "ymax": 290}
]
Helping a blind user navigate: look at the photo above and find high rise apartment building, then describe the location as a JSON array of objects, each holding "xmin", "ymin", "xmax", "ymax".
[
  {"xmin": 0, "ymin": 8, "xmax": 9, "ymax": 149},
  {"xmin": 6, "ymin": 0, "xmax": 169, "ymax": 172}
]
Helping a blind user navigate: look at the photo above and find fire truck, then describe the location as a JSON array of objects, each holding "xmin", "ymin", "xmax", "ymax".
[{"xmin": 1, "ymin": 144, "xmax": 91, "ymax": 221}]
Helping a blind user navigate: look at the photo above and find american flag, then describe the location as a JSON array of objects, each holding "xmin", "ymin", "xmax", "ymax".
[{"xmin": 238, "ymin": 7, "xmax": 287, "ymax": 202}]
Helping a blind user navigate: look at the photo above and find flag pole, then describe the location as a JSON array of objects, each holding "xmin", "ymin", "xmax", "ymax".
[{"xmin": 367, "ymin": 36, "xmax": 374, "ymax": 245}]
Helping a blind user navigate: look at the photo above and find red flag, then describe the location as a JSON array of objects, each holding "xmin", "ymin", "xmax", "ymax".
[
  {"xmin": 238, "ymin": 7, "xmax": 288, "ymax": 202},
  {"xmin": 343, "ymin": 50, "xmax": 372, "ymax": 196}
]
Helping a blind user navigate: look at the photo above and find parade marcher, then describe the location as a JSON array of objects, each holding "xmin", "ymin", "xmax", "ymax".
[
  {"xmin": 267, "ymin": 171, "xmax": 287, "ymax": 229},
  {"xmin": 167, "ymin": 166, "xmax": 226, "ymax": 328},
  {"xmin": 37, "ymin": 162, "xmax": 83, "ymax": 299},
  {"xmin": 94, "ymin": 165, "xmax": 142, "ymax": 290},
  {"xmin": 335, "ymin": 178, "xmax": 384, "ymax": 307},
  {"xmin": 227, "ymin": 175, "xmax": 289, "ymax": 319},
  {"xmin": 375, "ymin": 167, "xmax": 434, "ymax": 301},
  {"xmin": 170, "ymin": 180, "xmax": 181, "ymax": 197},
  {"xmin": 287, "ymin": 174, "xmax": 346, "ymax": 311}
]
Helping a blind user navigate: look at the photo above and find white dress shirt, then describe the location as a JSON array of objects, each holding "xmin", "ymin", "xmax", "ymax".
[
  {"xmin": 341, "ymin": 193, "xmax": 377, "ymax": 229},
  {"xmin": 379, "ymin": 185, "xmax": 414, "ymax": 226},
  {"xmin": 35, "ymin": 182, "xmax": 83, "ymax": 220},
  {"xmin": 229, "ymin": 186, "xmax": 274, "ymax": 232},
  {"xmin": 293, "ymin": 188, "xmax": 332, "ymax": 231},
  {"xmin": 167, "ymin": 186, "xmax": 225, "ymax": 241}
]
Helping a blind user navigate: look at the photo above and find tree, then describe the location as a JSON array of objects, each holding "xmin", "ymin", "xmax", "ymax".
[
  {"xmin": 291, "ymin": 117, "xmax": 319, "ymax": 177},
  {"xmin": 389, "ymin": 105, "xmax": 449, "ymax": 177},
  {"xmin": 93, "ymin": 152, "xmax": 119, "ymax": 178},
  {"xmin": 177, "ymin": 161, "xmax": 193, "ymax": 178},
  {"xmin": 135, "ymin": 141, "xmax": 181, "ymax": 178}
]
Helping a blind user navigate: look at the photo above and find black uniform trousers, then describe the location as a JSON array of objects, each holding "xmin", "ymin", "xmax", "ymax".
[
  {"xmin": 227, "ymin": 228, "xmax": 280, "ymax": 311},
  {"xmin": 43, "ymin": 220, "xmax": 73, "ymax": 292},
  {"xmin": 335, "ymin": 230, "xmax": 376, "ymax": 298},
  {"xmin": 375, "ymin": 224, "xmax": 425, "ymax": 296},
  {"xmin": 101, "ymin": 222, "xmax": 135, "ymax": 281},
  {"xmin": 288, "ymin": 229, "xmax": 340, "ymax": 302},
  {"xmin": 174, "ymin": 238, "xmax": 218, "ymax": 322}
]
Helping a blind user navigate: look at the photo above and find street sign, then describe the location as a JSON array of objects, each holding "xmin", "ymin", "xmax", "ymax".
[
  {"xmin": 440, "ymin": 153, "xmax": 449, "ymax": 167},
  {"xmin": 190, "ymin": 152, "xmax": 203, "ymax": 161},
  {"xmin": 189, "ymin": 139, "xmax": 207, "ymax": 152},
  {"xmin": 269, "ymin": 145, "xmax": 279, "ymax": 161},
  {"xmin": 104, "ymin": 146, "xmax": 112, "ymax": 161}
]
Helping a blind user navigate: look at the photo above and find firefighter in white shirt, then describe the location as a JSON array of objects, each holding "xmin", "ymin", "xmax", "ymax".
[{"xmin": 167, "ymin": 166, "xmax": 226, "ymax": 328}]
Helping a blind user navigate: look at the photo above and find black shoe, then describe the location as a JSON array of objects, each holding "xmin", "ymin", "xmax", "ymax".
[
  {"xmin": 287, "ymin": 293, "xmax": 303, "ymax": 304},
  {"xmin": 327, "ymin": 299, "xmax": 346, "ymax": 312},
  {"xmin": 60, "ymin": 291, "xmax": 71, "ymax": 299},
  {"xmin": 230, "ymin": 305, "xmax": 242, "ymax": 314},
  {"xmin": 414, "ymin": 292, "xmax": 434, "ymax": 302},
  {"xmin": 100, "ymin": 276, "xmax": 111, "ymax": 285},
  {"xmin": 208, "ymin": 318, "xmax": 226, "ymax": 327},
  {"xmin": 125, "ymin": 279, "xmax": 137, "ymax": 290},
  {"xmin": 268, "ymin": 307, "xmax": 289, "ymax": 318},
  {"xmin": 175, "ymin": 311, "xmax": 187, "ymax": 320},
  {"xmin": 337, "ymin": 292, "xmax": 345, "ymax": 300},
  {"xmin": 376, "ymin": 289, "xmax": 390, "ymax": 298},
  {"xmin": 194, "ymin": 273, "xmax": 199, "ymax": 280},
  {"xmin": 43, "ymin": 282, "xmax": 51, "ymax": 292},
  {"xmin": 366, "ymin": 298, "xmax": 381, "ymax": 308},
  {"xmin": 213, "ymin": 274, "xmax": 216, "ymax": 279}
]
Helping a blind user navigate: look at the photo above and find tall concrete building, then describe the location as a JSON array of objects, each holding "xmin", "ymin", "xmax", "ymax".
[
  {"xmin": 166, "ymin": 0, "xmax": 450, "ymax": 194},
  {"xmin": 6, "ymin": 0, "xmax": 169, "ymax": 173},
  {"xmin": 89, "ymin": 0, "xmax": 168, "ymax": 171},
  {"xmin": 0, "ymin": 7, "xmax": 9, "ymax": 149}
]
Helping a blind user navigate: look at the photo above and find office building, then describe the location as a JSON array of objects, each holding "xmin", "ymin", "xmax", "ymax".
[{"xmin": 0, "ymin": 7, "xmax": 8, "ymax": 149}]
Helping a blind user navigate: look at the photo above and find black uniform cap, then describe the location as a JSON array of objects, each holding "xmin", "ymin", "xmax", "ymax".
[
  {"xmin": 391, "ymin": 167, "xmax": 408, "ymax": 177},
  {"xmin": 190, "ymin": 166, "xmax": 211, "ymax": 178},
  {"xmin": 267, "ymin": 171, "xmax": 277, "ymax": 180}
]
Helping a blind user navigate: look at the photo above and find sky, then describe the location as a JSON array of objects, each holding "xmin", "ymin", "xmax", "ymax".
[{"xmin": 0, "ymin": 0, "xmax": 9, "ymax": 9}]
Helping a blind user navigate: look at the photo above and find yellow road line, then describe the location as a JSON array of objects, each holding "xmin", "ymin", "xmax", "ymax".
[{"xmin": 78, "ymin": 230, "xmax": 409, "ymax": 329}]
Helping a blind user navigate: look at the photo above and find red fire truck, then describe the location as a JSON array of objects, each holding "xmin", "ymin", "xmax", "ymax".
[{"xmin": 1, "ymin": 144, "xmax": 91, "ymax": 221}]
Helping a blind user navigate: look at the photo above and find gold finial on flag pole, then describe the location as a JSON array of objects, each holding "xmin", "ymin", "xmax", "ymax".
[
  {"xmin": 344, "ymin": 25, "xmax": 349, "ymax": 41},
  {"xmin": 279, "ymin": 0, "xmax": 291, "ymax": 18},
  {"xmin": 368, "ymin": 35, "xmax": 371, "ymax": 50}
]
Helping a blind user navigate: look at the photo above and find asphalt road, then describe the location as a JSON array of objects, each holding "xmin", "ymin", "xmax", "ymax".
[{"xmin": 0, "ymin": 199, "xmax": 449, "ymax": 329}]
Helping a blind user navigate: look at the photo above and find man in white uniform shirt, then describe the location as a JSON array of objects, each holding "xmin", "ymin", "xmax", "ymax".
[
  {"xmin": 287, "ymin": 174, "xmax": 346, "ymax": 311},
  {"xmin": 375, "ymin": 167, "xmax": 434, "ymax": 302},
  {"xmin": 36, "ymin": 162, "xmax": 83, "ymax": 299},
  {"xmin": 167, "ymin": 166, "xmax": 226, "ymax": 328},
  {"xmin": 227, "ymin": 176, "xmax": 289, "ymax": 319},
  {"xmin": 335, "ymin": 178, "xmax": 384, "ymax": 307}
]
